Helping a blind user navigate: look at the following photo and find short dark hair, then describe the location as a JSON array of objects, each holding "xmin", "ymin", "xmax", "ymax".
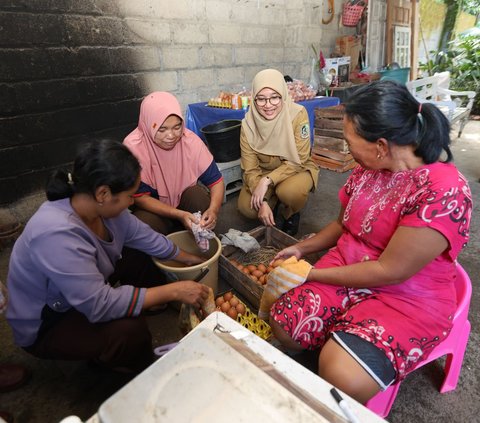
[
  {"xmin": 345, "ymin": 80, "xmax": 453, "ymax": 164},
  {"xmin": 46, "ymin": 139, "xmax": 141, "ymax": 201}
]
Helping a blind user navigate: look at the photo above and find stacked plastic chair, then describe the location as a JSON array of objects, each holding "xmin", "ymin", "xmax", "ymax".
[{"xmin": 365, "ymin": 263, "xmax": 472, "ymax": 418}]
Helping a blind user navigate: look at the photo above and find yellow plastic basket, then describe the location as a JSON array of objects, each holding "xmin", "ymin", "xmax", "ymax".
[{"xmin": 236, "ymin": 304, "xmax": 272, "ymax": 340}]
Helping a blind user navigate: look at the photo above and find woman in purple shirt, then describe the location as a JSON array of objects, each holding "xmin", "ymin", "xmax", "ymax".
[{"xmin": 6, "ymin": 140, "xmax": 209, "ymax": 373}]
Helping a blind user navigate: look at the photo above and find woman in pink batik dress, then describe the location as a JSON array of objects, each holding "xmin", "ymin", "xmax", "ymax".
[{"xmin": 267, "ymin": 80, "xmax": 472, "ymax": 405}]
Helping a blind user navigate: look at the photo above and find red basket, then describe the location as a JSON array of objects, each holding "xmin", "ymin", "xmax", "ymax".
[{"xmin": 342, "ymin": 3, "xmax": 365, "ymax": 26}]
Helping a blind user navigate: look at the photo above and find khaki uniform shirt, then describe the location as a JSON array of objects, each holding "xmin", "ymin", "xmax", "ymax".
[{"xmin": 240, "ymin": 107, "xmax": 319, "ymax": 199}]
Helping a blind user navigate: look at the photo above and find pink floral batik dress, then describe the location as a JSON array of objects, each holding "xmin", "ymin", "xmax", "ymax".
[{"xmin": 271, "ymin": 162, "xmax": 472, "ymax": 381}]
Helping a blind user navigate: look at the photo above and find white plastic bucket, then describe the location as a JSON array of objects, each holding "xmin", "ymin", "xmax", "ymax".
[{"xmin": 152, "ymin": 230, "xmax": 221, "ymax": 294}]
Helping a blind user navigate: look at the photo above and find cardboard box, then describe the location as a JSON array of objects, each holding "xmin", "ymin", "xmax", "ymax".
[
  {"xmin": 323, "ymin": 56, "xmax": 351, "ymax": 83},
  {"xmin": 336, "ymin": 35, "xmax": 361, "ymax": 71}
]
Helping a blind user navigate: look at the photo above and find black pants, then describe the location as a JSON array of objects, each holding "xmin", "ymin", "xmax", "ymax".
[
  {"xmin": 24, "ymin": 248, "xmax": 168, "ymax": 373},
  {"xmin": 133, "ymin": 185, "xmax": 210, "ymax": 235}
]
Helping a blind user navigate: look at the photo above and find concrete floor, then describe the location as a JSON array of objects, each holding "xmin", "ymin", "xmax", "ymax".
[{"xmin": 0, "ymin": 121, "xmax": 479, "ymax": 423}]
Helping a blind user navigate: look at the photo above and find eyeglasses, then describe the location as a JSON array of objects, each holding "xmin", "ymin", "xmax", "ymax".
[{"xmin": 254, "ymin": 95, "xmax": 282, "ymax": 107}]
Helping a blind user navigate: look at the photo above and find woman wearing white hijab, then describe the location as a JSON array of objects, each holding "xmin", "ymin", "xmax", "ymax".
[{"xmin": 238, "ymin": 69, "xmax": 319, "ymax": 236}]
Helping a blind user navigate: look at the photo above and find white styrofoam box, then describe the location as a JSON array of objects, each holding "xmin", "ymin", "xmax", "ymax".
[{"xmin": 98, "ymin": 328, "xmax": 332, "ymax": 423}]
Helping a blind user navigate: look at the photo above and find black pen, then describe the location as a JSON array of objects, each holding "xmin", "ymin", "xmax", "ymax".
[{"xmin": 330, "ymin": 387, "xmax": 361, "ymax": 423}]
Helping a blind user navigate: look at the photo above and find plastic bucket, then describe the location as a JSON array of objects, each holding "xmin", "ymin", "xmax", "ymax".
[
  {"xmin": 152, "ymin": 230, "xmax": 222, "ymax": 294},
  {"xmin": 379, "ymin": 68, "xmax": 410, "ymax": 84},
  {"xmin": 200, "ymin": 119, "xmax": 242, "ymax": 163}
]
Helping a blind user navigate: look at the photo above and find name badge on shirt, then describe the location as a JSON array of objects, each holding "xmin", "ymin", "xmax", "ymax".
[{"xmin": 300, "ymin": 123, "xmax": 309, "ymax": 139}]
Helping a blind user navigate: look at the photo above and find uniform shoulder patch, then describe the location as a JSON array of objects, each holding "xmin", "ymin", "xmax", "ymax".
[{"xmin": 300, "ymin": 123, "xmax": 310, "ymax": 139}]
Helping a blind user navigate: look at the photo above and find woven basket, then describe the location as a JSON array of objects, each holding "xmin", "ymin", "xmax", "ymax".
[{"xmin": 342, "ymin": 3, "xmax": 365, "ymax": 26}]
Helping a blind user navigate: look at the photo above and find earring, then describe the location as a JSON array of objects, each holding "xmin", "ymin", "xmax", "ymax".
[{"xmin": 377, "ymin": 154, "xmax": 381, "ymax": 159}]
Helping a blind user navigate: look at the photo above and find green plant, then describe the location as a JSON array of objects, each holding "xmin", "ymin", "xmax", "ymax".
[{"xmin": 420, "ymin": 33, "xmax": 480, "ymax": 114}]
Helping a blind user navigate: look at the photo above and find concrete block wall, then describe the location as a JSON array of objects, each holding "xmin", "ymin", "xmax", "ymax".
[{"xmin": 0, "ymin": 0, "xmax": 353, "ymax": 205}]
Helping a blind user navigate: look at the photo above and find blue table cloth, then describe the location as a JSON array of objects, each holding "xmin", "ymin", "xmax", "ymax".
[{"xmin": 185, "ymin": 97, "xmax": 340, "ymax": 145}]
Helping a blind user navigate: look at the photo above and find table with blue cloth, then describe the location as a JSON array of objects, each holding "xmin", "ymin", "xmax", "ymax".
[{"xmin": 185, "ymin": 97, "xmax": 340, "ymax": 146}]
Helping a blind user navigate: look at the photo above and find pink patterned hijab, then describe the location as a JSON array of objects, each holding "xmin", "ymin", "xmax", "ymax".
[{"xmin": 124, "ymin": 92, "xmax": 213, "ymax": 207}]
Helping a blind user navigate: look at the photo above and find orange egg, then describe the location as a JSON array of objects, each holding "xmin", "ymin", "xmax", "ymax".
[
  {"xmin": 227, "ymin": 307, "xmax": 238, "ymax": 320},
  {"xmin": 251, "ymin": 269, "xmax": 264, "ymax": 278},
  {"xmin": 215, "ymin": 296, "xmax": 225, "ymax": 307},
  {"xmin": 257, "ymin": 264, "xmax": 267, "ymax": 273},
  {"xmin": 223, "ymin": 292, "xmax": 233, "ymax": 301},
  {"xmin": 229, "ymin": 297, "xmax": 239, "ymax": 307},
  {"xmin": 247, "ymin": 264, "xmax": 257, "ymax": 273},
  {"xmin": 220, "ymin": 301, "xmax": 231, "ymax": 312},
  {"xmin": 236, "ymin": 303, "xmax": 246, "ymax": 315}
]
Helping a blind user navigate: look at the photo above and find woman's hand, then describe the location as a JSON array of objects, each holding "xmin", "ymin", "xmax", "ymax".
[
  {"xmin": 250, "ymin": 177, "xmax": 270, "ymax": 211},
  {"xmin": 179, "ymin": 211, "xmax": 199, "ymax": 231},
  {"xmin": 272, "ymin": 245, "xmax": 303, "ymax": 262},
  {"xmin": 143, "ymin": 280, "xmax": 209, "ymax": 310},
  {"xmin": 258, "ymin": 202, "xmax": 276, "ymax": 227},
  {"xmin": 175, "ymin": 249, "xmax": 205, "ymax": 266},
  {"xmin": 200, "ymin": 208, "xmax": 218, "ymax": 230},
  {"xmin": 173, "ymin": 281, "xmax": 210, "ymax": 308}
]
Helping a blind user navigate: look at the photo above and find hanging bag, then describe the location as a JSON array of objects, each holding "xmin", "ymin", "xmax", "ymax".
[{"xmin": 342, "ymin": 0, "xmax": 366, "ymax": 27}]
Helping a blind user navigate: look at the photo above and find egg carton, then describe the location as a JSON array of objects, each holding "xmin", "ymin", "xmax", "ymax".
[{"xmin": 215, "ymin": 290, "xmax": 272, "ymax": 341}]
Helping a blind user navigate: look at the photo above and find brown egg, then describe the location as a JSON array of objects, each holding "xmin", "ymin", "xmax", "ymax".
[
  {"xmin": 272, "ymin": 259, "xmax": 285, "ymax": 268},
  {"xmin": 227, "ymin": 307, "xmax": 238, "ymax": 320},
  {"xmin": 247, "ymin": 264, "xmax": 257, "ymax": 273},
  {"xmin": 229, "ymin": 297, "xmax": 239, "ymax": 307},
  {"xmin": 257, "ymin": 264, "xmax": 267, "ymax": 273},
  {"xmin": 237, "ymin": 264, "xmax": 244, "ymax": 271},
  {"xmin": 236, "ymin": 303, "xmax": 246, "ymax": 315},
  {"xmin": 215, "ymin": 296, "xmax": 225, "ymax": 307},
  {"xmin": 259, "ymin": 275, "xmax": 266, "ymax": 285},
  {"xmin": 267, "ymin": 266, "xmax": 274, "ymax": 273},
  {"xmin": 230, "ymin": 259, "xmax": 239, "ymax": 266},
  {"xmin": 251, "ymin": 269, "xmax": 264, "ymax": 278},
  {"xmin": 223, "ymin": 291, "xmax": 233, "ymax": 301},
  {"xmin": 250, "ymin": 275, "xmax": 258, "ymax": 282},
  {"xmin": 220, "ymin": 301, "xmax": 231, "ymax": 312},
  {"xmin": 242, "ymin": 267, "xmax": 251, "ymax": 275}
]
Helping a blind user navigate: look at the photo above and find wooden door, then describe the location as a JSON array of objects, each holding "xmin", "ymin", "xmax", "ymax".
[
  {"xmin": 386, "ymin": 0, "xmax": 419, "ymax": 79},
  {"xmin": 366, "ymin": 0, "xmax": 387, "ymax": 71}
]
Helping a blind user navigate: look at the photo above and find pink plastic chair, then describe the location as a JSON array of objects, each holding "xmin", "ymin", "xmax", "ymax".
[{"xmin": 365, "ymin": 263, "xmax": 472, "ymax": 418}]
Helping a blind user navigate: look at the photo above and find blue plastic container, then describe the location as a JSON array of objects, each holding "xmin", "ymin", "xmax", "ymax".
[{"xmin": 379, "ymin": 68, "xmax": 410, "ymax": 84}]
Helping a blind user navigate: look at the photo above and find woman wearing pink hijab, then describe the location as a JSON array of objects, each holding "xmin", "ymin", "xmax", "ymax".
[{"xmin": 124, "ymin": 92, "xmax": 225, "ymax": 234}]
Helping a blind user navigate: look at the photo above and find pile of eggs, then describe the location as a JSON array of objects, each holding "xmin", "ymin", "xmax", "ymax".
[
  {"xmin": 215, "ymin": 291, "xmax": 246, "ymax": 320},
  {"xmin": 229, "ymin": 258, "xmax": 285, "ymax": 285}
]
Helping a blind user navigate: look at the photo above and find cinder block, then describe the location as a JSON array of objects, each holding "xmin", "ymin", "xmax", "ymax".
[
  {"xmin": 209, "ymin": 24, "xmax": 243, "ymax": 44},
  {"xmin": 234, "ymin": 47, "xmax": 260, "ymax": 65},
  {"xmin": 181, "ymin": 69, "xmax": 214, "ymax": 90},
  {"xmin": 199, "ymin": 46, "xmax": 232, "ymax": 67},
  {"xmin": 135, "ymin": 71, "xmax": 178, "ymax": 94},
  {"xmin": 123, "ymin": 18, "xmax": 171, "ymax": 44},
  {"xmin": 172, "ymin": 23, "xmax": 209, "ymax": 44},
  {"xmin": 216, "ymin": 67, "xmax": 244, "ymax": 87},
  {"xmin": 162, "ymin": 47, "xmax": 199, "ymax": 70},
  {"xmin": 63, "ymin": 16, "xmax": 125, "ymax": 46}
]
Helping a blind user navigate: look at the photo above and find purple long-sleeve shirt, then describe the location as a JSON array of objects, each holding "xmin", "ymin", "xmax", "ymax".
[{"xmin": 6, "ymin": 198, "xmax": 179, "ymax": 347}]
